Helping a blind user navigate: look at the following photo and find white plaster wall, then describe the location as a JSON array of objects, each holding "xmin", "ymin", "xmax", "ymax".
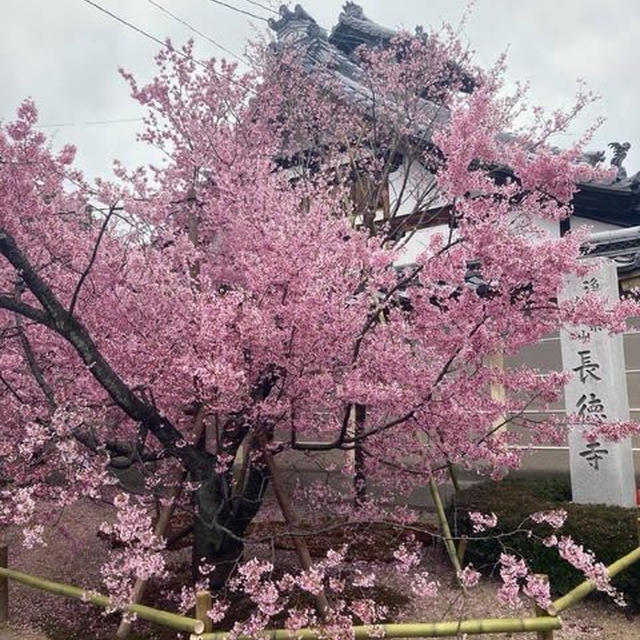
[
  {"xmin": 571, "ymin": 216, "xmax": 624, "ymax": 234},
  {"xmin": 388, "ymin": 162, "xmax": 447, "ymax": 216},
  {"xmin": 393, "ymin": 223, "xmax": 450, "ymax": 266}
]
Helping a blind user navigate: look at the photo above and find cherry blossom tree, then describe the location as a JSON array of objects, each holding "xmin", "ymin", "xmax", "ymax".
[{"xmin": 0, "ymin": 21, "xmax": 638, "ymax": 632}]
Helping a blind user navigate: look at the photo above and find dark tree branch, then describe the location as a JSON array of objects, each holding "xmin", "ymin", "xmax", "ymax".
[
  {"xmin": 0, "ymin": 226, "xmax": 210, "ymax": 476},
  {"xmin": 0, "ymin": 295, "xmax": 53, "ymax": 327},
  {"xmin": 0, "ymin": 371, "xmax": 27, "ymax": 404},
  {"xmin": 16, "ymin": 321, "xmax": 56, "ymax": 411},
  {"xmin": 69, "ymin": 206, "xmax": 115, "ymax": 316}
]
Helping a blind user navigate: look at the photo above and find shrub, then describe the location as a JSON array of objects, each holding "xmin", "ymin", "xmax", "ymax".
[{"xmin": 448, "ymin": 477, "xmax": 640, "ymax": 607}]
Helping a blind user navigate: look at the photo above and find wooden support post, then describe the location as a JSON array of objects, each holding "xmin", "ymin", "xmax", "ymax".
[
  {"xmin": 446, "ymin": 462, "xmax": 460, "ymax": 493},
  {"xmin": 428, "ymin": 479, "xmax": 463, "ymax": 585},
  {"xmin": 0, "ymin": 543, "xmax": 7, "ymax": 626},
  {"xmin": 116, "ymin": 484, "xmax": 186, "ymax": 638},
  {"xmin": 456, "ymin": 536, "xmax": 468, "ymax": 566},
  {"xmin": 196, "ymin": 590, "xmax": 213, "ymax": 634},
  {"xmin": 488, "ymin": 350, "xmax": 506, "ymax": 435},
  {"xmin": 264, "ymin": 450, "xmax": 329, "ymax": 616},
  {"xmin": 534, "ymin": 574, "xmax": 553, "ymax": 640}
]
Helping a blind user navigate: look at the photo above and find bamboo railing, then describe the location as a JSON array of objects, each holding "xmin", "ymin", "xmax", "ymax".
[
  {"xmin": 549, "ymin": 545, "xmax": 640, "ymax": 615},
  {"xmin": 0, "ymin": 550, "xmax": 204, "ymax": 635},
  {"xmin": 189, "ymin": 616, "xmax": 563, "ymax": 640},
  {"xmin": 0, "ymin": 523, "xmax": 638, "ymax": 639}
]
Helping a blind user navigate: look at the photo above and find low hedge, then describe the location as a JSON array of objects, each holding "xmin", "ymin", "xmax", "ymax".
[{"xmin": 447, "ymin": 477, "xmax": 640, "ymax": 607}]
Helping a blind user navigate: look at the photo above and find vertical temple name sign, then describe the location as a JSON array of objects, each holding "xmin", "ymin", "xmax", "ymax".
[{"xmin": 560, "ymin": 258, "xmax": 636, "ymax": 506}]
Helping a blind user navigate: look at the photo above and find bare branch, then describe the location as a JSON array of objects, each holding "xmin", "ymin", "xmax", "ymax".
[
  {"xmin": 0, "ymin": 371, "xmax": 27, "ymax": 404},
  {"xmin": 16, "ymin": 321, "xmax": 56, "ymax": 411},
  {"xmin": 69, "ymin": 206, "xmax": 115, "ymax": 316}
]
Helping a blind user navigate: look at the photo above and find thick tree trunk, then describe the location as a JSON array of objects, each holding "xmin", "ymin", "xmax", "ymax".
[{"xmin": 191, "ymin": 461, "xmax": 268, "ymax": 590}]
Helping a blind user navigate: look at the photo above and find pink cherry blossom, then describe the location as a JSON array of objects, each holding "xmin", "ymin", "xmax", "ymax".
[
  {"xmin": 458, "ymin": 564, "xmax": 481, "ymax": 588},
  {"xmin": 0, "ymin": 11, "xmax": 636, "ymax": 627},
  {"xmin": 469, "ymin": 511, "xmax": 498, "ymax": 533},
  {"xmin": 531, "ymin": 509, "xmax": 568, "ymax": 529}
]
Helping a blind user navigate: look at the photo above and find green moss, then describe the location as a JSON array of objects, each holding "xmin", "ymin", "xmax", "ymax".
[{"xmin": 448, "ymin": 477, "xmax": 640, "ymax": 607}]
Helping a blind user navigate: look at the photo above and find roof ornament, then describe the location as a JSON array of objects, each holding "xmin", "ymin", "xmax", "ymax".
[
  {"xmin": 608, "ymin": 141, "xmax": 631, "ymax": 180},
  {"xmin": 330, "ymin": 2, "xmax": 395, "ymax": 54},
  {"xmin": 414, "ymin": 25, "xmax": 428, "ymax": 42},
  {"xmin": 342, "ymin": 2, "xmax": 364, "ymax": 18},
  {"xmin": 268, "ymin": 4, "xmax": 325, "ymax": 41}
]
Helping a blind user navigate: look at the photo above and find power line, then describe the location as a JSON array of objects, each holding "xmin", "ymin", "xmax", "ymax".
[
  {"xmin": 79, "ymin": 0, "xmax": 207, "ymax": 68},
  {"xmin": 81, "ymin": 0, "xmax": 171, "ymax": 52},
  {"xmin": 241, "ymin": 0, "xmax": 278, "ymax": 15},
  {"xmin": 79, "ymin": 0, "xmax": 259, "ymax": 98},
  {"xmin": 147, "ymin": 0, "xmax": 244, "ymax": 62},
  {"xmin": 36, "ymin": 117, "xmax": 144, "ymax": 128},
  {"xmin": 205, "ymin": 0, "xmax": 269, "ymax": 22}
]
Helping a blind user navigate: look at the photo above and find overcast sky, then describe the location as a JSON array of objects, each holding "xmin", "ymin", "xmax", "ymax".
[{"xmin": 2, "ymin": 0, "xmax": 640, "ymax": 180}]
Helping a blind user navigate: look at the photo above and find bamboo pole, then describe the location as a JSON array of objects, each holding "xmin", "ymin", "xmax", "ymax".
[
  {"xmin": 533, "ymin": 574, "xmax": 553, "ymax": 640},
  {"xmin": 189, "ymin": 615, "xmax": 562, "ymax": 640},
  {"xmin": 446, "ymin": 462, "xmax": 460, "ymax": 493},
  {"xmin": 0, "ymin": 566, "xmax": 204, "ymax": 634},
  {"xmin": 456, "ymin": 536, "xmax": 468, "ymax": 566},
  {"xmin": 0, "ymin": 544, "xmax": 7, "ymax": 626},
  {"xmin": 550, "ymin": 545, "xmax": 640, "ymax": 614},
  {"xmin": 428, "ymin": 478, "xmax": 463, "ymax": 580},
  {"xmin": 196, "ymin": 590, "xmax": 213, "ymax": 633}
]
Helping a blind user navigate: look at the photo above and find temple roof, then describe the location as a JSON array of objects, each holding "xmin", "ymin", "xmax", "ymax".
[
  {"xmin": 328, "ymin": 2, "xmax": 396, "ymax": 55},
  {"xmin": 574, "ymin": 144, "xmax": 640, "ymax": 226},
  {"xmin": 268, "ymin": 5, "xmax": 380, "ymax": 106}
]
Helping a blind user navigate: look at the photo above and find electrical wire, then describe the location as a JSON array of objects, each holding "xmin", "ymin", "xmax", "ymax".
[
  {"xmin": 205, "ymin": 0, "xmax": 269, "ymax": 22},
  {"xmin": 146, "ymin": 0, "xmax": 244, "ymax": 62},
  {"xmin": 79, "ymin": 0, "xmax": 260, "ymax": 100},
  {"xmin": 79, "ymin": 0, "xmax": 208, "ymax": 68},
  {"xmin": 241, "ymin": 0, "xmax": 278, "ymax": 15},
  {"xmin": 36, "ymin": 117, "xmax": 143, "ymax": 128}
]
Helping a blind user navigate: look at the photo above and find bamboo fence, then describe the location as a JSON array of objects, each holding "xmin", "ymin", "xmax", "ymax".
[
  {"xmin": 0, "ymin": 552, "xmax": 204, "ymax": 635},
  {"xmin": 189, "ymin": 616, "xmax": 563, "ymax": 640},
  {"xmin": 0, "ymin": 522, "xmax": 638, "ymax": 639}
]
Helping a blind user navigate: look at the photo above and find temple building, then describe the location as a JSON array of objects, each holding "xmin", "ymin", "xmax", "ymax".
[{"xmin": 269, "ymin": 3, "xmax": 640, "ymax": 483}]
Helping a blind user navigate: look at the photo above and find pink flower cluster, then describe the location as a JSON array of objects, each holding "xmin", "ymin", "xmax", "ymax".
[
  {"xmin": 556, "ymin": 536, "xmax": 624, "ymax": 605},
  {"xmin": 393, "ymin": 538, "xmax": 439, "ymax": 598},
  {"xmin": 497, "ymin": 553, "xmax": 531, "ymax": 608},
  {"xmin": 468, "ymin": 511, "xmax": 498, "ymax": 533},
  {"xmin": 530, "ymin": 509, "xmax": 567, "ymax": 529},
  {"xmin": 496, "ymin": 530, "xmax": 627, "ymax": 611},
  {"xmin": 98, "ymin": 494, "xmax": 167, "ymax": 611},
  {"xmin": 458, "ymin": 564, "xmax": 481, "ymax": 588}
]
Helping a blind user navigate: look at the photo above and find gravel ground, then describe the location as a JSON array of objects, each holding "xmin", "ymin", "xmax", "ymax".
[
  {"xmin": 0, "ymin": 630, "xmax": 48, "ymax": 640},
  {"xmin": 1, "ymin": 499, "xmax": 638, "ymax": 639}
]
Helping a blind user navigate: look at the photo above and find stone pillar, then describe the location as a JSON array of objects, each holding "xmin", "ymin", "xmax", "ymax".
[{"xmin": 560, "ymin": 258, "xmax": 636, "ymax": 506}]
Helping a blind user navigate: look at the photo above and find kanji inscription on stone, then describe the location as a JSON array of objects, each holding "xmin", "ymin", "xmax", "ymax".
[
  {"xmin": 560, "ymin": 258, "xmax": 636, "ymax": 506},
  {"xmin": 578, "ymin": 441, "xmax": 609, "ymax": 470}
]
